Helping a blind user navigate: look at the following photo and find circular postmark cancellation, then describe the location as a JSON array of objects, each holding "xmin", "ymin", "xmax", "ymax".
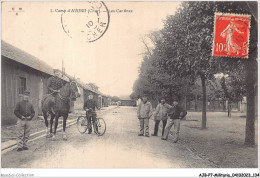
[
  {"xmin": 212, "ymin": 12, "xmax": 251, "ymax": 59},
  {"xmin": 61, "ymin": 2, "xmax": 110, "ymax": 42}
]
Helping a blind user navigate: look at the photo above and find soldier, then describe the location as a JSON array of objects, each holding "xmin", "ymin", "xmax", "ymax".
[
  {"xmin": 137, "ymin": 94, "xmax": 153, "ymax": 137},
  {"xmin": 161, "ymin": 96, "xmax": 187, "ymax": 142},
  {"xmin": 83, "ymin": 94, "xmax": 99, "ymax": 134},
  {"xmin": 14, "ymin": 90, "xmax": 35, "ymax": 152},
  {"xmin": 152, "ymin": 97, "xmax": 171, "ymax": 137},
  {"xmin": 47, "ymin": 69, "xmax": 65, "ymax": 97},
  {"xmin": 46, "ymin": 69, "xmax": 66, "ymax": 112}
]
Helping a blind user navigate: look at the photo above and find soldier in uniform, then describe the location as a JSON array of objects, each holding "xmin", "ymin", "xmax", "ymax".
[
  {"xmin": 47, "ymin": 69, "xmax": 65, "ymax": 97},
  {"xmin": 137, "ymin": 94, "xmax": 153, "ymax": 137},
  {"xmin": 83, "ymin": 94, "xmax": 99, "ymax": 134},
  {"xmin": 46, "ymin": 69, "xmax": 66, "ymax": 111},
  {"xmin": 14, "ymin": 90, "xmax": 35, "ymax": 152},
  {"xmin": 152, "ymin": 97, "xmax": 171, "ymax": 137},
  {"xmin": 161, "ymin": 96, "xmax": 187, "ymax": 142}
]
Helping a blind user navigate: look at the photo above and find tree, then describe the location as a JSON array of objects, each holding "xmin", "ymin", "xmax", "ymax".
[
  {"xmin": 111, "ymin": 96, "xmax": 120, "ymax": 102},
  {"xmin": 160, "ymin": 2, "xmax": 219, "ymax": 129},
  {"xmin": 159, "ymin": 1, "xmax": 257, "ymax": 135},
  {"xmin": 133, "ymin": 1, "xmax": 257, "ymax": 145},
  {"xmin": 214, "ymin": 1, "xmax": 258, "ymax": 145}
]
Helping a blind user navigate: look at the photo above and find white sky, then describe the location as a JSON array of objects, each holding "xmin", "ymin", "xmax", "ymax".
[{"xmin": 2, "ymin": 1, "xmax": 181, "ymax": 97}]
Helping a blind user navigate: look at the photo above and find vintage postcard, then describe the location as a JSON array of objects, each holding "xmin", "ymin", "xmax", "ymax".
[{"xmin": 1, "ymin": 1, "xmax": 258, "ymax": 177}]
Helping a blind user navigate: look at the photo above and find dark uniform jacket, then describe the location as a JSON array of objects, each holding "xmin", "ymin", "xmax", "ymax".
[
  {"xmin": 83, "ymin": 99, "xmax": 98, "ymax": 117},
  {"xmin": 14, "ymin": 100, "xmax": 35, "ymax": 120},
  {"xmin": 167, "ymin": 105, "xmax": 187, "ymax": 120},
  {"xmin": 83, "ymin": 99, "xmax": 98, "ymax": 111},
  {"xmin": 47, "ymin": 76, "xmax": 65, "ymax": 94}
]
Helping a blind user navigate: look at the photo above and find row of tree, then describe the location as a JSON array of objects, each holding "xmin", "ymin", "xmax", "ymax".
[{"xmin": 131, "ymin": 1, "xmax": 257, "ymax": 145}]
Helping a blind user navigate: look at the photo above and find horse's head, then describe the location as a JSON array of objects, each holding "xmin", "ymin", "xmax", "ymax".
[{"xmin": 69, "ymin": 80, "xmax": 81, "ymax": 98}]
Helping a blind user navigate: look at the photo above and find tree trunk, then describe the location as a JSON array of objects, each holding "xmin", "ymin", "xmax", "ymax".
[
  {"xmin": 194, "ymin": 94, "xmax": 198, "ymax": 111},
  {"xmin": 200, "ymin": 73, "xmax": 207, "ymax": 129},
  {"xmin": 183, "ymin": 86, "xmax": 188, "ymax": 110},
  {"xmin": 183, "ymin": 95, "xmax": 187, "ymax": 110},
  {"xmin": 227, "ymin": 100, "xmax": 231, "ymax": 117},
  {"xmin": 169, "ymin": 87, "xmax": 173, "ymax": 104},
  {"xmin": 244, "ymin": 59, "xmax": 256, "ymax": 146}
]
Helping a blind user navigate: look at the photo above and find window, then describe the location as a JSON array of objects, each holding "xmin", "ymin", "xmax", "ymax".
[{"xmin": 19, "ymin": 77, "xmax": 26, "ymax": 94}]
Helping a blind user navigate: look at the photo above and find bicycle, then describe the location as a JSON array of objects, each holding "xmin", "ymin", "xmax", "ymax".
[{"xmin": 77, "ymin": 115, "xmax": 106, "ymax": 136}]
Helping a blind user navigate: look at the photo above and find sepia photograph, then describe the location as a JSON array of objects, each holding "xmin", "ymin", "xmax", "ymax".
[{"xmin": 1, "ymin": 0, "xmax": 259, "ymax": 177}]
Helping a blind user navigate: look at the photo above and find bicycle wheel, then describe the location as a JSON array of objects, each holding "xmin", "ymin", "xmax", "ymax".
[
  {"xmin": 77, "ymin": 116, "xmax": 88, "ymax": 134},
  {"xmin": 94, "ymin": 118, "xmax": 106, "ymax": 136}
]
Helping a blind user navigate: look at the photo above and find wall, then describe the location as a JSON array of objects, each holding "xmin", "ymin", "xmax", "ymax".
[
  {"xmin": 120, "ymin": 100, "xmax": 136, "ymax": 106},
  {"xmin": 1, "ymin": 57, "xmax": 50, "ymax": 125},
  {"xmin": 73, "ymin": 86, "xmax": 84, "ymax": 111}
]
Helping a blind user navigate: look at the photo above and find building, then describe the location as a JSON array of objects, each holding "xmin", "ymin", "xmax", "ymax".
[
  {"xmin": 73, "ymin": 79, "xmax": 100, "ymax": 110},
  {"xmin": 1, "ymin": 41, "xmax": 110, "ymax": 125},
  {"xmin": 119, "ymin": 95, "xmax": 136, "ymax": 106},
  {"xmin": 1, "ymin": 41, "xmax": 55, "ymax": 125}
]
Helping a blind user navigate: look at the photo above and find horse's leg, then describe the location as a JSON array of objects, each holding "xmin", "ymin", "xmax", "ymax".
[
  {"xmin": 62, "ymin": 114, "xmax": 68, "ymax": 141},
  {"xmin": 49, "ymin": 113, "xmax": 55, "ymax": 137},
  {"xmin": 52, "ymin": 114, "xmax": 59, "ymax": 141},
  {"xmin": 43, "ymin": 112, "xmax": 49, "ymax": 137}
]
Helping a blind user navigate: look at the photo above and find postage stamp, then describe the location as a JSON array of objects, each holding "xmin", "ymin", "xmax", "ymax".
[
  {"xmin": 212, "ymin": 13, "xmax": 251, "ymax": 59},
  {"xmin": 61, "ymin": 1, "xmax": 110, "ymax": 42}
]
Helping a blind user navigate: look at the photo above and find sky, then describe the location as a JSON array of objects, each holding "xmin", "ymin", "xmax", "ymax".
[{"xmin": 2, "ymin": 1, "xmax": 181, "ymax": 97}]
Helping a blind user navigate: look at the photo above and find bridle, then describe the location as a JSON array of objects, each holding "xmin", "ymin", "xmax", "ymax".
[{"xmin": 58, "ymin": 81, "xmax": 79, "ymax": 101}]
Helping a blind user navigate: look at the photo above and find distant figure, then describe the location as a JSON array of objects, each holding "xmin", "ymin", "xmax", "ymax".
[
  {"xmin": 14, "ymin": 90, "xmax": 35, "ymax": 152},
  {"xmin": 83, "ymin": 94, "xmax": 99, "ymax": 134},
  {"xmin": 137, "ymin": 94, "xmax": 153, "ymax": 137},
  {"xmin": 152, "ymin": 97, "xmax": 171, "ymax": 137},
  {"xmin": 162, "ymin": 96, "xmax": 187, "ymax": 142}
]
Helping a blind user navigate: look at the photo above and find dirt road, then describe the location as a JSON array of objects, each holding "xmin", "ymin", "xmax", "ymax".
[{"xmin": 1, "ymin": 106, "xmax": 211, "ymax": 168}]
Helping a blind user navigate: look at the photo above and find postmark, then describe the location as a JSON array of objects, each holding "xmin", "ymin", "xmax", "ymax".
[
  {"xmin": 61, "ymin": 1, "xmax": 110, "ymax": 42},
  {"xmin": 212, "ymin": 13, "xmax": 251, "ymax": 59}
]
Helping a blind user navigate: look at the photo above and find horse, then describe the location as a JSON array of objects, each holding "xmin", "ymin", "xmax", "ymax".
[{"xmin": 42, "ymin": 80, "xmax": 80, "ymax": 141}]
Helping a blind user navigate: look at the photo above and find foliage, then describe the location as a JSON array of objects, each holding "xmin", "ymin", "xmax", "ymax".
[
  {"xmin": 111, "ymin": 96, "xmax": 120, "ymax": 102},
  {"xmin": 132, "ymin": 1, "xmax": 257, "ymax": 132}
]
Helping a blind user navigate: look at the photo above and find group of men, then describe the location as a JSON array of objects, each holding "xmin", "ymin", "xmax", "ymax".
[
  {"xmin": 13, "ymin": 69, "xmax": 185, "ymax": 152},
  {"xmin": 13, "ymin": 69, "xmax": 98, "ymax": 152},
  {"xmin": 137, "ymin": 94, "xmax": 187, "ymax": 142}
]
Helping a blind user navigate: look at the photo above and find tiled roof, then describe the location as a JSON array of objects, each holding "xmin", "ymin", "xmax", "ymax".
[
  {"xmin": 1, "ymin": 41, "xmax": 109, "ymax": 96},
  {"xmin": 119, "ymin": 95, "xmax": 132, "ymax": 100},
  {"xmin": 1, "ymin": 40, "xmax": 53, "ymax": 76}
]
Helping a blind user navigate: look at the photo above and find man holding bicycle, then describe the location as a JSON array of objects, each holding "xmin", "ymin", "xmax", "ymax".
[{"xmin": 83, "ymin": 94, "xmax": 99, "ymax": 134}]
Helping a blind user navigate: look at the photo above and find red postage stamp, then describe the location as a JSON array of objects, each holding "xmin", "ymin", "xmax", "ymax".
[{"xmin": 212, "ymin": 13, "xmax": 251, "ymax": 59}]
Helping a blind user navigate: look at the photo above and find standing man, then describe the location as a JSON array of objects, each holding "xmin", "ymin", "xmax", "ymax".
[
  {"xmin": 137, "ymin": 94, "xmax": 153, "ymax": 137},
  {"xmin": 14, "ymin": 90, "xmax": 35, "ymax": 152},
  {"xmin": 162, "ymin": 96, "xmax": 187, "ymax": 142},
  {"xmin": 152, "ymin": 97, "xmax": 171, "ymax": 137},
  {"xmin": 83, "ymin": 94, "xmax": 99, "ymax": 134}
]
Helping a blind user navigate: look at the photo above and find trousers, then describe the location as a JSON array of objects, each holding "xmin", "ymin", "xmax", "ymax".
[
  {"xmin": 86, "ymin": 111, "xmax": 97, "ymax": 133},
  {"xmin": 162, "ymin": 119, "xmax": 180, "ymax": 141},
  {"xmin": 153, "ymin": 120, "xmax": 167, "ymax": 136},
  {"xmin": 139, "ymin": 118, "xmax": 149, "ymax": 136},
  {"xmin": 17, "ymin": 119, "xmax": 31, "ymax": 148}
]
